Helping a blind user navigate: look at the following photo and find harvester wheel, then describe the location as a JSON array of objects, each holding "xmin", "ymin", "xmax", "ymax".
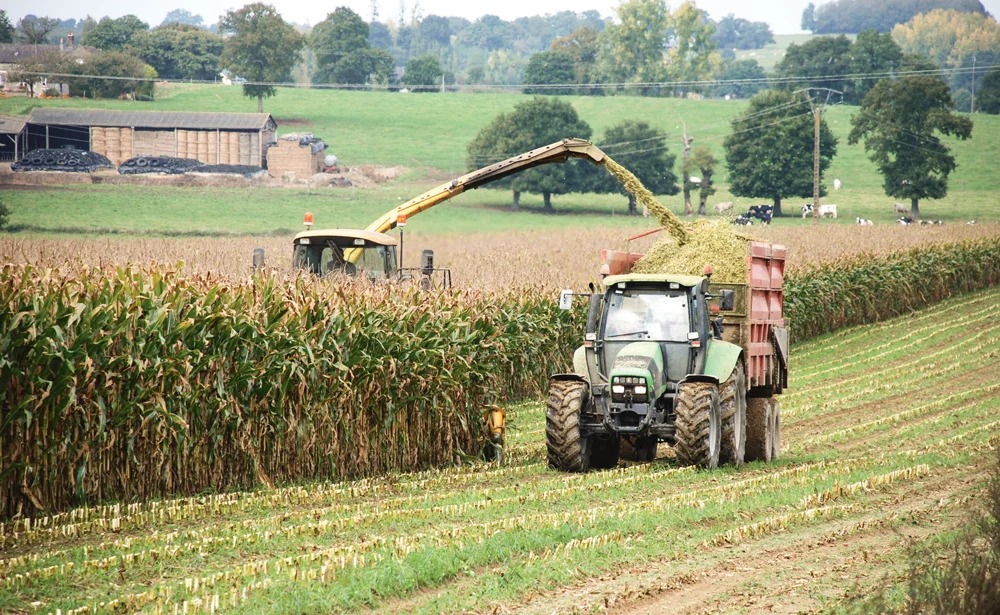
[
  {"xmin": 719, "ymin": 363, "xmax": 747, "ymax": 467},
  {"xmin": 673, "ymin": 382, "xmax": 721, "ymax": 469},
  {"xmin": 619, "ymin": 436, "xmax": 657, "ymax": 462},
  {"xmin": 745, "ymin": 397, "xmax": 774, "ymax": 462},
  {"xmin": 546, "ymin": 379, "xmax": 592, "ymax": 472},
  {"xmin": 771, "ymin": 399, "xmax": 782, "ymax": 461}
]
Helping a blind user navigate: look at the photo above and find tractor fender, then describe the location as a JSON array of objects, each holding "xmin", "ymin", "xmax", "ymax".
[
  {"xmin": 680, "ymin": 374, "xmax": 720, "ymax": 385},
  {"xmin": 550, "ymin": 373, "xmax": 589, "ymax": 385},
  {"xmin": 701, "ymin": 340, "xmax": 744, "ymax": 383},
  {"xmin": 572, "ymin": 345, "xmax": 590, "ymax": 382}
]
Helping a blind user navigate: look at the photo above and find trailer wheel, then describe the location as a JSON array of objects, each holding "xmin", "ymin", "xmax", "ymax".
[
  {"xmin": 771, "ymin": 399, "xmax": 781, "ymax": 461},
  {"xmin": 674, "ymin": 382, "xmax": 721, "ymax": 469},
  {"xmin": 745, "ymin": 397, "xmax": 774, "ymax": 462},
  {"xmin": 619, "ymin": 436, "xmax": 657, "ymax": 462},
  {"xmin": 720, "ymin": 363, "xmax": 747, "ymax": 467},
  {"xmin": 546, "ymin": 379, "xmax": 592, "ymax": 472}
]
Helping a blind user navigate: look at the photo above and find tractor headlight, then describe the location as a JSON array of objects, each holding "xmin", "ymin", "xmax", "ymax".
[
  {"xmin": 634, "ymin": 385, "xmax": 647, "ymax": 396},
  {"xmin": 612, "ymin": 385, "xmax": 626, "ymax": 394}
]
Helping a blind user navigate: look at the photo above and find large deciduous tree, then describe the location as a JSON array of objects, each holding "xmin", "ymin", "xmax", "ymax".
[
  {"xmin": 979, "ymin": 67, "xmax": 1000, "ymax": 114},
  {"xmin": 711, "ymin": 59, "xmax": 767, "ymax": 98},
  {"xmin": 892, "ymin": 9, "xmax": 1000, "ymax": 93},
  {"xmin": 312, "ymin": 7, "xmax": 369, "ymax": 82},
  {"xmin": 161, "ymin": 9, "xmax": 205, "ymax": 28},
  {"xmin": 848, "ymin": 76, "xmax": 972, "ymax": 217},
  {"xmin": 712, "ymin": 14, "xmax": 774, "ymax": 51},
  {"xmin": 589, "ymin": 120, "xmax": 678, "ymax": 215},
  {"xmin": 723, "ymin": 89, "xmax": 837, "ymax": 217},
  {"xmin": 523, "ymin": 50, "xmax": 576, "ymax": 94},
  {"xmin": 16, "ymin": 15, "xmax": 60, "ymax": 44},
  {"xmin": 811, "ymin": 0, "xmax": 986, "ymax": 34},
  {"xmin": 83, "ymin": 15, "xmax": 149, "ymax": 51},
  {"xmin": 550, "ymin": 26, "xmax": 600, "ymax": 89},
  {"xmin": 849, "ymin": 30, "xmax": 904, "ymax": 103},
  {"xmin": 597, "ymin": 0, "xmax": 670, "ymax": 87},
  {"xmin": 218, "ymin": 3, "xmax": 305, "ymax": 112},
  {"xmin": 666, "ymin": 1, "xmax": 720, "ymax": 89},
  {"xmin": 774, "ymin": 35, "xmax": 854, "ymax": 102},
  {"xmin": 402, "ymin": 54, "xmax": 443, "ymax": 88},
  {"xmin": 131, "ymin": 24, "xmax": 224, "ymax": 81}
]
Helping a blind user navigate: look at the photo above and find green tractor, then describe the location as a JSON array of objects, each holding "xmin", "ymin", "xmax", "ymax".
[{"xmin": 548, "ymin": 265, "xmax": 787, "ymax": 471}]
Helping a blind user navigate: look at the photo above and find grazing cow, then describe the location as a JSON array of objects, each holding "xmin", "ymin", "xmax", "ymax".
[
  {"xmin": 745, "ymin": 205, "xmax": 772, "ymax": 225},
  {"xmin": 801, "ymin": 203, "xmax": 813, "ymax": 217},
  {"xmin": 918, "ymin": 220, "xmax": 944, "ymax": 225},
  {"xmin": 714, "ymin": 202, "xmax": 734, "ymax": 214},
  {"xmin": 820, "ymin": 204, "xmax": 838, "ymax": 218},
  {"xmin": 855, "ymin": 217, "xmax": 873, "ymax": 225},
  {"xmin": 834, "ymin": 179, "xmax": 842, "ymax": 190},
  {"xmin": 898, "ymin": 217, "xmax": 914, "ymax": 225},
  {"xmin": 968, "ymin": 220, "xmax": 977, "ymax": 225},
  {"xmin": 893, "ymin": 203, "xmax": 909, "ymax": 214},
  {"xmin": 731, "ymin": 214, "xmax": 754, "ymax": 226}
]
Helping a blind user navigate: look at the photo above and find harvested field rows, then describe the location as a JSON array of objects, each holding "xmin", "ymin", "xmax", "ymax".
[{"xmin": 2, "ymin": 288, "xmax": 1000, "ymax": 614}]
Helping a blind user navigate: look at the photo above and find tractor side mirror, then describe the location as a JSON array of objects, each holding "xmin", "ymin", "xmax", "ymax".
[
  {"xmin": 719, "ymin": 289, "xmax": 735, "ymax": 311},
  {"xmin": 559, "ymin": 290, "xmax": 574, "ymax": 310}
]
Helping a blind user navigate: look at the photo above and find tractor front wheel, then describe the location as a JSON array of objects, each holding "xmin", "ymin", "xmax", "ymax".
[
  {"xmin": 720, "ymin": 363, "xmax": 747, "ymax": 467},
  {"xmin": 546, "ymin": 379, "xmax": 593, "ymax": 472},
  {"xmin": 673, "ymin": 381, "xmax": 721, "ymax": 469}
]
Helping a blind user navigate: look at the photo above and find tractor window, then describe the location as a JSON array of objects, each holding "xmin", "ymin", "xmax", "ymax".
[
  {"xmin": 357, "ymin": 246, "xmax": 392, "ymax": 280},
  {"xmin": 603, "ymin": 292, "xmax": 691, "ymax": 342}
]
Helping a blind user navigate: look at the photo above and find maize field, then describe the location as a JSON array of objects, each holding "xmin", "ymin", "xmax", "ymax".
[{"xmin": 2, "ymin": 285, "xmax": 1000, "ymax": 613}]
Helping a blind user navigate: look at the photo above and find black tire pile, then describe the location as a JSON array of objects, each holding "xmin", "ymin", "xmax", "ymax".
[
  {"xmin": 119, "ymin": 156, "xmax": 205, "ymax": 175},
  {"xmin": 188, "ymin": 164, "xmax": 267, "ymax": 178},
  {"xmin": 11, "ymin": 149, "xmax": 115, "ymax": 173}
]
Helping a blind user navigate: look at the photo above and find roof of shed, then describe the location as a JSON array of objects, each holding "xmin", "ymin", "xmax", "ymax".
[
  {"xmin": 0, "ymin": 114, "xmax": 28, "ymax": 135},
  {"xmin": 28, "ymin": 109, "xmax": 275, "ymax": 131}
]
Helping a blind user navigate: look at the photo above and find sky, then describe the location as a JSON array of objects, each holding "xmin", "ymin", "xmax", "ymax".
[{"xmin": 6, "ymin": 0, "xmax": 1000, "ymax": 35}]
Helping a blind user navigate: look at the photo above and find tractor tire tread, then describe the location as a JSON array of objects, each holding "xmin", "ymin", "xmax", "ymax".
[
  {"xmin": 674, "ymin": 382, "xmax": 719, "ymax": 468},
  {"xmin": 745, "ymin": 397, "xmax": 773, "ymax": 463},
  {"xmin": 720, "ymin": 363, "xmax": 747, "ymax": 467},
  {"xmin": 546, "ymin": 380, "xmax": 589, "ymax": 472}
]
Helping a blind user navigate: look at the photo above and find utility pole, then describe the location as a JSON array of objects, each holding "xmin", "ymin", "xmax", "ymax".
[
  {"xmin": 971, "ymin": 55, "xmax": 977, "ymax": 114},
  {"xmin": 797, "ymin": 88, "xmax": 842, "ymax": 224}
]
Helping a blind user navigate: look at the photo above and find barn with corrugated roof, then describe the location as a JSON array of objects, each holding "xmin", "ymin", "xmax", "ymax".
[{"xmin": 24, "ymin": 109, "xmax": 277, "ymax": 167}]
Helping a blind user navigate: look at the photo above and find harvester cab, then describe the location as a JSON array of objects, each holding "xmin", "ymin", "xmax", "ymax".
[{"xmin": 292, "ymin": 229, "xmax": 399, "ymax": 281}]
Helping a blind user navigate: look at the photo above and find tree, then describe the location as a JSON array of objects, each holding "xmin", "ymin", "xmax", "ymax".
[
  {"xmin": 331, "ymin": 48, "xmax": 394, "ymax": 84},
  {"xmin": 161, "ymin": 9, "xmax": 204, "ymax": 28},
  {"xmin": 523, "ymin": 50, "xmax": 576, "ymax": 94},
  {"xmin": 418, "ymin": 15, "xmax": 451, "ymax": 45},
  {"xmin": 550, "ymin": 26, "xmax": 599, "ymax": 88},
  {"xmin": 402, "ymin": 54, "xmax": 442, "ymax": 88},
  {"xmin": 589, "ymin": 121, "xmax": 677, "ymax": 215},
  {"xmin": 131, "ymin": 24, "xmax": 224, "ymax": 81},
  {"xmin": 596, "ymin": 0, "xmax": 669, "ymax": 87},
  {"xmin": 691, "ymin": 145, "xmax": 717, "ymax": 215},
  {"xmin": 312, "ymin": 7, "xmax": 369, "ymax": 82},
  {"xmin": 849, "ymin": 30, "xmax": 904, "ymax": 103},
  {"xmin": 711, "ymin": 59, "xmax": 767, "ymax": 98},
  {"xmin": 892, "ymin": 9, "xmax": 1000, "ymax": 92},
  {"xmin": 723, "ymin": 89, "xmax": 837, "ymax": 217},
  {"xmin": 712, "ymin": 15, "xmax": 774, "ymax": 51},
  {"xmin": 775, "ymin": 35, "xmax": 854, "ymax": 102},
  {"xmin": 369, "ymin": 21, "xmax": 392, "ymax": 49},
  {"xmin": 0, "ymin": 11, "xmax": 14, "ymax": 43},
  {"xmin": 83, "ymin": 15, "xmax": 149, "ymax": 51},
  {"xmin": 849, "ymin": 76, "xmax": 972, "ymax": 217},
  {"xmin": 16, "ymin": 16, "xmax": 60, "ymax": 44},
  {"xmin": 666, "ymin": 1, "xmax": 720, "ymax": 89},
  {"xmin": 467, "ymin": 97, "xmax": 591, "ymax": 211},
  {"xmin": 218, "ymin": 3, "xmax": 305, "ymax": 112},
  {"xmin": 813, "ymin": 0, "xmax": 986, "ymax": 34},
  {"xmin": 801, "ymin": 3, "xmax": 816, "ymax": 32},
  {"xmin": 979, "ymin": 67, "xmax": 1000, "ymax": 114}
]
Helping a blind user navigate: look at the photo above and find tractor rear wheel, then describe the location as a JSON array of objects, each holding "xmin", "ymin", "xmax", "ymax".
[
  {"xmin": 720, "ymin": 363, "xmax": 747, "ymax": 467},
  {"xmin": 620, "ymin": 436, "xmax": 657, "ymax": 462},
  {"xmin": 546, "ymin": 379, "xmax": 592, "ymax": 472},
  {"xmin": 745, "ymin": 397, "xmax": 776, "ymax": 462},
  {"xmin": 673, "ymin": 382, "xmax": 721, "ymax": 469}
]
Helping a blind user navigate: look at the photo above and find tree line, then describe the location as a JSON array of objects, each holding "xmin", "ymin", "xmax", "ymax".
[
  {"xmin": 801, "ymin": 0, "xmax": 987, "ymax": 34},
  {"xmin": 468, "ymin": 69, "xmax": 972, "ymax": 218}
]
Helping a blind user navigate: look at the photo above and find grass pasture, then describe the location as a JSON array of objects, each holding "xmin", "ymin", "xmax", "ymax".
[{"xmin": 2, "ymin": 287, "xmax": 999, "ymax": 614}]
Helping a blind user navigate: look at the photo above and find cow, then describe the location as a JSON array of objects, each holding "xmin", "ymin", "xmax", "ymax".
[
  {"xmin": 968, "ymin": 220, "xmax": 977, "ymax": 225},
  {"xmin": 834, "ymin": 179, "xmax": 842, "ymax": 190},
  {"xmin": 893, "ymin": 203, "xmax": 909, "ymax": 214},
  {"xmin": 731, "ymin": 214, "xmax": 754, "ymax": 226},
  {"xmin": 898, "ymin": 217, "xmax": 914, "ymax": 225},
  {"xmin": 804, "ymin": 204, "xmax": 837, "ymax": 218},
  {"xmin": 745, "ymin": 205, "xmax": 772, "ymax": 225},
  {"xmin": 714, "ymin": 202, "xmax": 734, "ymax": 214},
  {"xmin": 855, "ymin": 217, "xmax": 873, "ymax": 226},
  {"xmin": 919, "ymin": 220, "xmax": 945, "ymax": 225}
]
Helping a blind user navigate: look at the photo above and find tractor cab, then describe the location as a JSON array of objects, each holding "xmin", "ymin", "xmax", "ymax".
[{"xmin": 292, "ymin": 229, "xmax": 398, "ymax": 281}]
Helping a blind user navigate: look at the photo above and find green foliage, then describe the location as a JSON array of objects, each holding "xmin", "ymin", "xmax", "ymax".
[
  {"xmin": 419, "ymin": 15, "xmax": 452, "ymax": 46},
  {"xmin": 980, "ymin": 68, "xmax": 1000, "ymax": 115},
  {"xmin": 312, "ymin": 7, "xmax": 369, "ymax": 83},
  {"xmin": 0, "ymin": 197, "xmax": 8, "ymax": 230},
  {"xmin": 330, "ymin": 48, "xmax": 395, "ymax": 85},
  {"xmin": 523, "ymin": 50, "xmax": 577, "ymax": 95},
  {"xmin": 723, "ymin": 89, "xmax": 837, "ymax": 216},
  {"xmin": 711, "ymin": 59, "xmax": 767, "ymax": 99},
  {"xmin": 850, "ymin": 30, "xmax": 904, "ymax": 103},
  {"xmin": 0, "ymin": 10, "xmax": 14, "ymax": 44},
  {"xmin": 368, "ymin": 20, "xmax": 393, "ymax": 50},
  {"xmin": 712, "ymin": 14, "xmax": 774, "ymax": 51},
  {"xmin": 597, "ymin": 0, "xmax": 670, "ymax": 87},
  {"xmin": 785, "ymin": 236, "xmax": 1000, "ymax": 340},
  {"xmin": 218, "ymin": 3, "xmax": 305, "ymax": 112},
  {"xmin": 0, "ymin": 265, "xmax": 579, "ymax": 515},
  {"xmin": 550, "ymin": 26, "xmax": 600, "ymax": 90},
  {"xmin": 160, "ymin": 9, "xmax": 205, "ymax": 28},
  {"xmin": 849, "ymin": 76, "xmax": 973, "ymax": 216},
  {"xmin": 15, "ymin": 15, "xmax": 60, "ymax": 44},
  {"xmin": 775, "ymin": 35, "xmax": 855, "ymax": 101},
  {"xmin": 691, "ymin": 145, "xmax": 717, "ymax": 214},
  {"xmin": 666, "ymin": 2, "xmax": 720, "ymax": 88},
  {"xmin": 403, "ymin": 55, "xmax": 444, "ymax": 88},
  {"xmin": 812, "ymin": 0, "xmax": 987, "ymax": 34},
  {"xmin": 130, "ymin": 24, "xmax": 224, "ymax": 81},
  {"xmin": 82, "ymin": 14, "xmax": 149, "ymax": 51},
  {"xmin": 801, "ymin": 3, "xmax": 816, "ymax": 32},
  {"xmin": 589, "ymin": 120, "xmax": 677, "ymax": 214},
  {"xmin": 892, "ymin": 9, "xmax": 1000, "ymax": 93}
]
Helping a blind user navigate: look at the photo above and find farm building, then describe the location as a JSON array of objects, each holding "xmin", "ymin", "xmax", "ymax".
[
  {"xmin": 267, "ymin": 133, "xmax": 328, "ymax": 178},
  {"xmin": 0, "ymin": 114, "xmax": 28, "ymax": 162},
  {"xmin": 24, "ymin": 109, "xmax": 277, "ymax": 167}
]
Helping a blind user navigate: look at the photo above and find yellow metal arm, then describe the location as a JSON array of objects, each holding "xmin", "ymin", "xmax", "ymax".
[{"xmin": 365, "ymin": 138, "xmax": 608, "ymax": 234}]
